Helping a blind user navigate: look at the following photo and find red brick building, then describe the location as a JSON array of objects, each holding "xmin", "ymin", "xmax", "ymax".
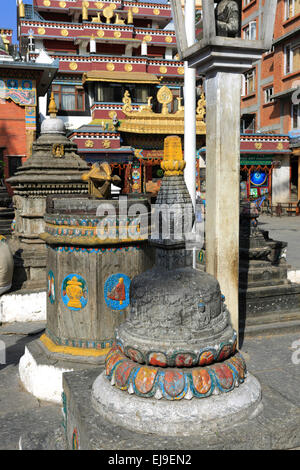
[
  {"xmin": 241, "ymin": 0, "xmax": 300, "ymax": 203},
  {"xmin": 0, "ymin": 37, "xmax": 57, "ymax": 193}
]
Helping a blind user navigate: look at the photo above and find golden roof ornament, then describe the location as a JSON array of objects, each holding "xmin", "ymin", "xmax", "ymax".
[
  {"xmin": 0, "ymin": 30, "xmax": 9, "ymax": 52},
  {"xmin": 82, "ymin": 1, "xmax": 89, "ymax": 20},
  {"xmin": 19, "ymin": 0, "xmax": 25, "ymax": 18},
  {"xmin": 196, "ymin": 92, "xmax": 206, "ymax": 120},
  {"xmin": 119, "ymin": 86, "xmax": 206, "ymax": 135},
  {"xmin": 161, "ymin": 136, "xmax": 186, "ymax": 176},
  {"xmin": 127, "ymin": 8, "xmax": 133, "ymax": 24},
  {"xmin": 103, "ymin": 5, "xmax": 114, "ymax": 23},
  {"xmin": 157, "ymin": 86, "xmax": 173, "ymax": 115},
  {"xmin": 122, "ymin": 90, "xmax": 133, "ymax": 114}
]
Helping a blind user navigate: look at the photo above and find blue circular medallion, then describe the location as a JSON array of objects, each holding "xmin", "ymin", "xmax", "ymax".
[
  {"xmin": 61, "ymin": 274, "xmax": 88, "ymax": 311},
  {"xmin": 250, "ymin": 171, "xmax": 267, "ymax": 186},
  {"xmin": 104, "ymin": 273, "xmax": 131, "ymax": 311}
]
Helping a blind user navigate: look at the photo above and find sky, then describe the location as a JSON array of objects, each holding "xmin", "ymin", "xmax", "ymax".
[{"xmin": 2, "ymin": 0, "xmax": 33, "ymax": 43}]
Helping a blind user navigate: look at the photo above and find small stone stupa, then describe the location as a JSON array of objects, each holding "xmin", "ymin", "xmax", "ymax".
[
  {"xmin": 7, "ymin": 94, "xmax": 89, "ymax": 289},
  {"xmin": 239, "ymin": 201, "xmax": 300, "ymax": 332},
  {"xmin": 92, "ymin": 136, "xmax": 261, "ymax": 436}
]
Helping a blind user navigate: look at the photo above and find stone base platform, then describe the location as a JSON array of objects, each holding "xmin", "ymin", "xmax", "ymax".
[
  {"xmin": 92, "ymin": 372, "xmax": 261, "ymax": 436},
  {"xmin": 0, "ymin": 288, "xmax": 46, "ymax": 323},
  {"xmin": 57, "ymin": 367, "xmax": 300, "ymax": 450},
  {"xmin": 239, "ymin": 282, "xmax": 300, "ymax": 338},
  {"xmin": 19, "ymin": 337, "xmax": 105, "ymax": 404}
]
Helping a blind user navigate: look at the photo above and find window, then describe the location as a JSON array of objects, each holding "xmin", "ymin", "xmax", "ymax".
[
  {"xmin": 94, "ymin": 83, "xmax": 152, "ymax": 103},
  {"xmin": 264, "ymin": 86, "xmax": 274, "ymax": 104},
  {"xmin": 285, "ymin": 0, "xmax": 300, "ymax": 20},
  {"xmin": 52, "ymin": 85, "xmax": 85, "ymax": 111},
  {"xmin": 243, "ymin": 69, "xmax": 256, "ymax": 95},
  {"xmin": 292, "ymin": 103, "xmax": 300, "ymax": 129},
  {"xmin": 241, "ymin": 114, "xmax": 256, "ymax": 133},
  {"xmin": 285, "ymin": 44, "xmax": 300, "ymax": 74},
  {"xmin": 243, "ymin": 21, "xmax": 256, "ymax": 40},
  {"xmin": 244, "ymin": 0, "xmax": 253, "ymax": 6}
]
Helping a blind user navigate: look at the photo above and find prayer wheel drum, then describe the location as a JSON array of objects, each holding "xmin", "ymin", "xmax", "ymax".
[{"xmin": 40, "ymin": 195, "xmax": 153, "ymax": 363}]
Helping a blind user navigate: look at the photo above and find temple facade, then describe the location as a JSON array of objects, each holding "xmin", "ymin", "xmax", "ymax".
[
  {"xmin": 18, "ymin": 0, "xmax": 207, "ymax": 193},
  {"xmin": 16, "ymin": 0, "xmax": 300, "ymax": 204}
]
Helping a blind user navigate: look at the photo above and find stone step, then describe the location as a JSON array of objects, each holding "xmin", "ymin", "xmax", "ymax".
[{"xmin": 241, "ymin": 317, "xmax": 300, "ymax": 338}]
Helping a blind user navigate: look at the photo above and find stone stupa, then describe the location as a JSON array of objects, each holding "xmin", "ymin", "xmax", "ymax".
[
  {"xmin": 7, "ymin": 94, "xmax": 89, "ymax": 289},
  {"xmin": 91, "ymin": 136, "xmax": 261, "ymax": 436}
]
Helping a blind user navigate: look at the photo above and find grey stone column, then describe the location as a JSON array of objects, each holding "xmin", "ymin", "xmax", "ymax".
[{"xmin": 205, "ymin": 70, "xmax": 242, "ymax": 334}]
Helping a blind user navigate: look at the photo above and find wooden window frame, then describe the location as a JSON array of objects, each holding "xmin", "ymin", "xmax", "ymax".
[{"xmin": 52, "ymin": 84, "xmax": 85, "ymax": 112}]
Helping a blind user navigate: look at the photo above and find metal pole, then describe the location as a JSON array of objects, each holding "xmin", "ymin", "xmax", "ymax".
[{"xmin": 184, "ymin": 0, "xmax": 196, "ymax": 268}]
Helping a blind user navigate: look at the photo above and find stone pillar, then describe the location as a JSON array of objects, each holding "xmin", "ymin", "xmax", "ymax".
[
  {"xmin": 272, "ymin": 155, "xmax": 290, "ymax": 205},
  {"xmin": 205, "ymin": 71, "xmax": 242, "ymax": 335},
  {"xmin": 184, "ymin": 0, "xmax": 196, "ymax": 268},
  {"xmin": 184, "ymin": 0, "xmax": 196, "ymax": 212}
]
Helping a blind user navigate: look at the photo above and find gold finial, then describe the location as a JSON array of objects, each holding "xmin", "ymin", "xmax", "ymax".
[
  {"xmin": 161, "ymin": 136, "xmax": 186, "ymax": 176},
  {"xmin": 19, "ymin": 0, "xmax": 25, "ymax": 18},
  {"xmin": 0, "ymin": 30, "xmax": 9, "ymax": 51},
  {"xmin": 82, "ymin": 1, "xmax": 88, "ymax": 20},
  {"xmin": 48, "ymin": 92, "xmax": 58, "ymax": 117},
  {"xmin": 127, "ymin": 7, "xmax": 133, "ymax": 24}
]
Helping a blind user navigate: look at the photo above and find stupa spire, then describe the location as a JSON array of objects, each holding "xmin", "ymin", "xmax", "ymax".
[{"xmin": 48, "ymin": 92, "xmax": 58, "ymax": 118}]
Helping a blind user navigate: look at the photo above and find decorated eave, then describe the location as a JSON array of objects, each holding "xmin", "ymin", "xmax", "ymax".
[
  {"xmin": 199, "ymin": 134, "xmax": 291, "ymax": 158},
  {"xmin": 33, "ymin": 0, "xmax": 172, "ymax": 19},
  {"xmin": 82, "ymin": 70, "xmax": 160, "ymax": 84},
  {"xmin": 240, "ymin": 134, "xmax": 291, "ymax": 154},
  {"xmin": 118, "ymin": 86, "xmax": 206, "ymax": 135},
  {"xmin": 27, "ymin": 52, "xmax": 184, "ymax": 77},
  {"xmin": 19, "ymin": 20, "xmax": 177, "ymax": 46},
  {"xmin": 69, "ymin": 128, "xmax": 122, "ymax": 151},
  {"xmin": 0, "ymin": 58, "xmax": 58, "ymax": 96}
]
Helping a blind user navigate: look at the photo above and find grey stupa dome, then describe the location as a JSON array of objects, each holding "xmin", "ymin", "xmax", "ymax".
[
  {"xmin": 41, "ymin": 116, "xmax": 66, "ymax": 135},
  {"xmin": 41, "ymin": 92, "xmax": 66, "ymax": 135}
]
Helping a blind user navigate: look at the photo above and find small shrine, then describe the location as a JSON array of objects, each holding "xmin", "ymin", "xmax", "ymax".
[
  {"xmin": 18, "ymin": 157, "xmax": 154, "ymax": 402},
  {"xmin": 7, "ymin": 95, "xmax": 89, "ymax": 290},
  {"xmin": 239, "ymin": 201, "xmax": 300, "ymax": 335},
  {"xmin": 61, "ymin": 136, "xmax": 262, "ymax": 448}
]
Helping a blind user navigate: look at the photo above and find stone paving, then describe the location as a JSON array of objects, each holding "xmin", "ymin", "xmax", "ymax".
[
  {"xmin": 0, "ymin": 322, "xmax": 299, "ymax": 449},
  {"xmin": 0, "ymin": 214, "xmax": 299, "ymax": 449}
]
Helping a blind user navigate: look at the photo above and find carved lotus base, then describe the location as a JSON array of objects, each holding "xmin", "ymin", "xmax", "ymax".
[{"xmin": 104, "ymin": 345, "xmax": 247, "ymax": 400}]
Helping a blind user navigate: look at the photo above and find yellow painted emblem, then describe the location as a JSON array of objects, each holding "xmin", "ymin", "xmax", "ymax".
[
  {"xmin": 159, "ymin": 66, "xmax": 167, "ymax": 74},
  {"xmin": 69, "ymin": 62, "xmax": 78, "ymax": 70}
]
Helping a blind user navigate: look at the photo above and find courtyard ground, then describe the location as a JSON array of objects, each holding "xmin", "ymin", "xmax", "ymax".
[{"xmin": 0, "ymin": 214, "xmax": 299, "ymax": 450}]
